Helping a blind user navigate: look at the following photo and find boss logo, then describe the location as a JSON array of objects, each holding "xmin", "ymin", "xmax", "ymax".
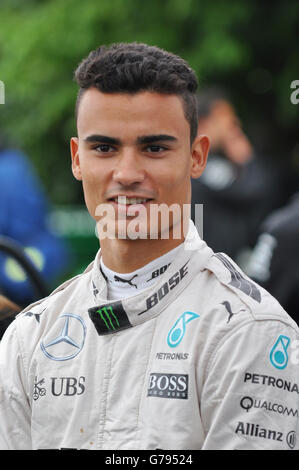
[{"xmin": 147, "ymin": 373, "xmax": 188, "ymax": 399}]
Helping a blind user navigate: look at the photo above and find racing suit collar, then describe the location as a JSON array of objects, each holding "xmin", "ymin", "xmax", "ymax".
[{"xmin": 88, "ymin": 220, "xmax": 213, "ymax": 336}]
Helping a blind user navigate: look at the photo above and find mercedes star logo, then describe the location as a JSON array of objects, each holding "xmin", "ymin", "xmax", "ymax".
[{"xmin": 40, "ymin": 313, "xmax": 86, "ymax": 361}]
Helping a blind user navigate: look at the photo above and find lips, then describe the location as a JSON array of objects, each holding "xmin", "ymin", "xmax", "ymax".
[
  {"xmin": 110, "ymin": 196, "xmax": 152, "ymax": 205},
  {"xmin": 108, "ymin": 196, "xmax": 153, "ymax": 216}
]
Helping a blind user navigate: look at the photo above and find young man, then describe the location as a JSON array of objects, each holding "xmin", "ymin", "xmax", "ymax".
[{"xmin": 0, "ymin": 43, "xmax": 298, "ymax": 450}]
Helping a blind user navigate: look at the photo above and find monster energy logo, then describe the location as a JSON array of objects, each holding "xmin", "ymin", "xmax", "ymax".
[
  {"xmin": 89, "ymin": 300, "xmax": 131, "ymax": 336},
  {"xmin": 96, "ymin": 306, "xmax": 120, "ymax": 331}
]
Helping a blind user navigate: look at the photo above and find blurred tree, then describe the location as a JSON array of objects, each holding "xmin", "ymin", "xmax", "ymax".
[{"xmin": 0, "ymin": 0, "xmax": 298, "ymax": 204}]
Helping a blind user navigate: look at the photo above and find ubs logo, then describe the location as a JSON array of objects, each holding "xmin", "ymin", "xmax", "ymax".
[
  {"xmin": 40, "ymin": 313, "xmax": 86, "ymax": 361},
  {"xmin": 32, "ymin": 376, "xmax": 86, "ymax": 399},
  {"xmin": 51, "ymin": 376, "xmax": 85, "ymax": 396}
]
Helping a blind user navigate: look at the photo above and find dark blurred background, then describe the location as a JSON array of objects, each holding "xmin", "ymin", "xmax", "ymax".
[{"xmin": 0, "ymin": 0, "xmax": 298, "ymax": 316}]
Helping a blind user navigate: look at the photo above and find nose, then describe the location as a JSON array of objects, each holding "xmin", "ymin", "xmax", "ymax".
[{"xmin": 112, "ymin": 149, "xmax": 145, "ymax": 186}]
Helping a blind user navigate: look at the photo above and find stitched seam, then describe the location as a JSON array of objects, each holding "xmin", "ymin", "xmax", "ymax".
[
  {"xmin": 96, "ymin": 335, "xmax": 117, "ymax": 449},
  {"xmin": 135, "ymin": 317, "xmax": 158, "ymax": 449},
  {"xmin": 14, "ymin": 321, "xmax": 31, "ymax": 407}
]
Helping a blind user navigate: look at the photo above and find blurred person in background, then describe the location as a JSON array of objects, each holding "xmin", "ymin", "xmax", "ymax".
[
  {"xmin": 245, "ymin": 191, "xmax": 299, "ymax": 321},
  {"xmin": 191, "ymin": 87, "xmax": 283, "ymax": 262},
  {"xmin": 0, "ymin": 132, "xmax": 71, "ymax": 309}
]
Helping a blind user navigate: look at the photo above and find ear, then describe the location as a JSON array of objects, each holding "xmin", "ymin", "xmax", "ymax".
[
  {"xmin": 190, "ymin": 135, "xmax": 209, "ymax": 179},
  {"xmin": 70, "ymin": 137, "xmax": 82, "ymax": 181}
]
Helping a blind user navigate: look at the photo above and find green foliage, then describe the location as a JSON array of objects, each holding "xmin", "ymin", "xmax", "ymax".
[{"xmin": 0, "ymin": 0, "xmax": 298, "ymax": 203}]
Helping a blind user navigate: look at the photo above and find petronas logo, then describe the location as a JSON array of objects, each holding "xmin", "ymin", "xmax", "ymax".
[{"xmin": 96, "ymin": 306, "xmax": 120, "ymax": 331}]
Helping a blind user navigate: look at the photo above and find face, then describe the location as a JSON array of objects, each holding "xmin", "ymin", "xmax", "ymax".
[
  {"xmin": 71, "ymin": 89, "xmax": 209, "ymax": 239},
  {"xmin": 198, "ymin": 100, "xmax": 252, "ymax": 164}
]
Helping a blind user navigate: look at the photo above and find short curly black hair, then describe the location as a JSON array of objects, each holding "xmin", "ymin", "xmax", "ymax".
[{"xmin": 74, "ymin": 42, "xmax": 199, "ymax": 143}]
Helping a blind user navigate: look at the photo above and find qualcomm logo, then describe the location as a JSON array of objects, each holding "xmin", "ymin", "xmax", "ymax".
[
  {"xmin": 270, "ymin": 335, "xmax": 290, "ymax": 370},
  {"xmin": 167, "ymin": 311, "xmax": 199, "ymax": 348},
  {"xmin": 40, "ymin": 314, "xmax": 86, "ymax": 361}
]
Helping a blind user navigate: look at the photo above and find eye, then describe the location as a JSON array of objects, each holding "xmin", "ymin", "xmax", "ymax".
[
  {"xmin": 95, "ymin": 144, "xmax": 115, "ymax": 153},
  {"xmin": 145, "ymin": 145, "xmax": 167, "ymax": 153}
]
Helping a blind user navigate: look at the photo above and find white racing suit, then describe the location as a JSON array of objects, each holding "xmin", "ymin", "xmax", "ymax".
[{"xmin": 0, "ymin": 221, "xmax": 299, "ymax": 450}]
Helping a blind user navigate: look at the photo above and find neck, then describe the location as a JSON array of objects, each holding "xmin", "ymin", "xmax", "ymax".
[{"xmin": 100, "ymin": 236, "xmax": 184, "ymax": 274}]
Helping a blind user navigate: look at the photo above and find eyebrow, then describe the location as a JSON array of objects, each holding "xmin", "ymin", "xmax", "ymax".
[
  {"xmin": 84, "ymin": 135, "xmax": 121, "ymax": 145},
  {"xmin": 84, "ymin": 134, "xmax": 178, "ymax": 145},
  {"xmin": 137, "ymin": 134, "xmax": 178, "ymax": 145}
]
